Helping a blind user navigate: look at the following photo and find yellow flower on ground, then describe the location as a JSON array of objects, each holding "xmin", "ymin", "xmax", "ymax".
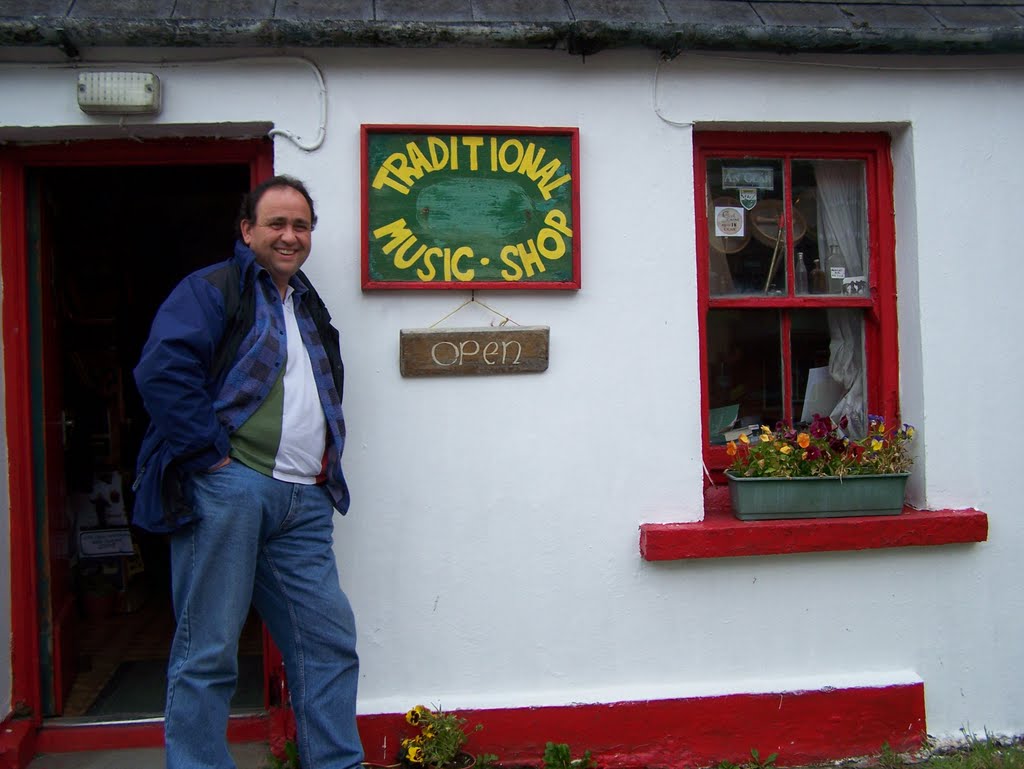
[
  {"xmin": 408, "ymin": 746, "xmax": 424, "ymax": 764},
  {"xmin": 739, "ymin": 433, "xmax": 750, "ymax": 444},
  {"xmin": 871, "ymin": 438, "xmax": 883, "ymax": 452},
  {"xmin": 779, "ymin": 444, "xmax": 792, "ymax": 454},
  {"xmin": 759, "ymin": 433, "xmax": 771, "ymax": 443},
  {"xmin": 797, "ymin": 433, "xmax": 810, "ymax": 449},
  {"xmin": 406, "ymin": 705, "xmax": 429, "ymax": 726}
]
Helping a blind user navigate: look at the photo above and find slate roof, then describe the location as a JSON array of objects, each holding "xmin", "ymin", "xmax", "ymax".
[{"xmin": 1, "ymin": 0, "xmax": 1023, "ymax": 56}]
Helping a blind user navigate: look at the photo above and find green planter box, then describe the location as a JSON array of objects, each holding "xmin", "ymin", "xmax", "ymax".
[{"xmin": 725, "ymin": 471, "xmax": 910, "ymax": 521}]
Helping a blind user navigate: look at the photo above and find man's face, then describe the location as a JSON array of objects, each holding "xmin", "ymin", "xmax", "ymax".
[{"xmin": 240, "ymin": 185, "xmax": 313, "ymax": 294}]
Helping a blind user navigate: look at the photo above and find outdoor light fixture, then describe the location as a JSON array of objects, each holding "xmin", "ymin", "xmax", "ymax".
[{"xmin": 77, "ymin": 71, "xmax": 161, "ymax": 115}]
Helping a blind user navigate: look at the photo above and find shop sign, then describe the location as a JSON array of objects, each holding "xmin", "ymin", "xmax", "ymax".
[
  {"xmin": 400, "ymin": 326, "xmax": 550, "ymax": 377},
  {"xmin": 722, "ymin": 166, "xmax": 774, "ymax": 191},
  {"xmin": 363, "ymin": 125, "xmax": 580, "ymax": 290}
]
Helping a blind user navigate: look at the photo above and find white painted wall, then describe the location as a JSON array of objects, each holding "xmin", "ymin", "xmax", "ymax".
[{"xmin": 1, "ymin": 46, "xmax": 1021, "ymax": 739}]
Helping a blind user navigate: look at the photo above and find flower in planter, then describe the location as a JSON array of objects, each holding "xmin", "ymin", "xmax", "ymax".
[
  {"xmin": 727, "ymin": 413, "xmax": 915, "ymax": 478},
  {"xmin": 399, "ymin": 705, "xmax": 482, "ymax": 769}
]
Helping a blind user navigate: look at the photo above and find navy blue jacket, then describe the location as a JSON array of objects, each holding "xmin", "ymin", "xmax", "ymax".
[{"xmin": 132, "ymin": 242, "xmax": 348, "ymax": 533}]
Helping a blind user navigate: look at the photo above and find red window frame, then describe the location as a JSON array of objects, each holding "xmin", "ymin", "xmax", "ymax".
[{"xmin": 694, "ymin": 131, "xmax": 900, "ymax": 481}]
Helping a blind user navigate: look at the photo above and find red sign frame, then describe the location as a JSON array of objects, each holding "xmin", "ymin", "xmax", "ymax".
[{"xmin": 361, "ymin": 124, "xmax": 581, "ymax": 290}]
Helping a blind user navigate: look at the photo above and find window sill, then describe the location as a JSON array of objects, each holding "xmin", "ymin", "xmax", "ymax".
[{"xmin": 639, "ymin": 485, "xmax": 989, "ymax": 561}]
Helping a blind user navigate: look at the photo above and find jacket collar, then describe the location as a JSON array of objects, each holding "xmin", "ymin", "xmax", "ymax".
[{"xmin": 232, "ymin": 240, "xmax": 309, "ymax": 298}]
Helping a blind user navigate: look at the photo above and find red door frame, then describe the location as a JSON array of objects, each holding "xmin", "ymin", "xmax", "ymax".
[{"xmin": 1, "ymin": 137, "xmax": 276, "ymax": 757}]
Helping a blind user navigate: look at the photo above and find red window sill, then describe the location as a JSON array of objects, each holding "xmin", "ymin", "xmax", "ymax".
[{"xmin": 639, "ymin": 485, "xmax": 989, "ymax": 561}]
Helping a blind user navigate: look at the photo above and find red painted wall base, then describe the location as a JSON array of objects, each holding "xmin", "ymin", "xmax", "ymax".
[
  {"xmin": 359, "ymin": 682, "xmax": 926, "ymax": 769},
  {"xmin": 6, "ymin": 682, "xmax": 925, "ymax": 769}
]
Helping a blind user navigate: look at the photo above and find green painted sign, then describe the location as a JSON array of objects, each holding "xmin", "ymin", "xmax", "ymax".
[{"xmin": 362, "ymin": 125, "xmax": 580, "ymax": 289}]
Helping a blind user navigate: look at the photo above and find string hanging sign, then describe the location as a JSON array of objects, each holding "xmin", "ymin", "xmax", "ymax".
[{"xmin": 399, "ymin": 294, "xmax": 550, "ymax": 377}]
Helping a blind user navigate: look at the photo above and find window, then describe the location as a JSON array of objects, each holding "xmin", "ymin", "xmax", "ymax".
[{"xmin": 695, "ymin": 132, "xmax": 899, "ymax": 479}]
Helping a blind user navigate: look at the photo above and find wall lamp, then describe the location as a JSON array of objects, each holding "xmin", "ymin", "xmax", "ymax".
[{"xmin": 77, "ymin": 71, "xmax": 162, "ymax": 115}]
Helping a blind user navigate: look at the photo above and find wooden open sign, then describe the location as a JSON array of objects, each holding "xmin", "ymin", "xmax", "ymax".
[{"xmin": 400, "ymin": 326, "xmax": 549, "ymax": 377}]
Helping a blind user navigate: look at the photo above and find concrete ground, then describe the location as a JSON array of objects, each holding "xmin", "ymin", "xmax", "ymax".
[{"xmin": 25, "ymin": 742, "xmax": 270, "ymax": 768}]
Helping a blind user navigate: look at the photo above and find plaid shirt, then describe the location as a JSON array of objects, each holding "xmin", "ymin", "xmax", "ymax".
[{"xmin": 215, "ymin": 246, "xmax": 348, "ymax": 511}]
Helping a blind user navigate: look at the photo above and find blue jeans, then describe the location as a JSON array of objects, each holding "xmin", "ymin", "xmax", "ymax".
[{"xmin": 165, "ymin": 461, "xmax": 362, "ymax": 769}]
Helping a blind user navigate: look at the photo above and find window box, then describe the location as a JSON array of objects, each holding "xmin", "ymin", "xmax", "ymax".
[{"xmin": 726, "ymin": 471, "xmax": 909, "ymax": 520}]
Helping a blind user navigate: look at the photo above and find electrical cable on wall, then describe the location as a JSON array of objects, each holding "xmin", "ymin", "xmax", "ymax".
[
  {"xmin": 652, "ymin": 49, "xmax": 1024, "ymax": 128},
  {"xmin": 258, "ymin": 55, "xmax": 328, "ymax": 152},
  {"xmin": 3, "ymin": 54, "xmax": 329, "ymax": 152}
]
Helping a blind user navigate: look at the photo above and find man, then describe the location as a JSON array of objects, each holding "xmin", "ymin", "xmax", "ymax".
[{"xmin": 133, "ymin": 175, "xmax": 362, "ymax": 769}]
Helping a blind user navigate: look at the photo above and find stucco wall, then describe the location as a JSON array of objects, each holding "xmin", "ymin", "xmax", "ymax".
[{"xmin": 1, "ymin": 47, "xmax": 1021, "ymax": 739}]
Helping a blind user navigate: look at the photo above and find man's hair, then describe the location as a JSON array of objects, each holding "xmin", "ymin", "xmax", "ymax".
[{"xmin": 236, "ymin": 174, "xmax": 318, "ymax": 238}]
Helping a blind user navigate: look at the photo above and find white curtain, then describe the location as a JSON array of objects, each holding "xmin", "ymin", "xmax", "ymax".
[{"xmin": 813, "ymin": 161, "xmax": 868, "ymax": 437}]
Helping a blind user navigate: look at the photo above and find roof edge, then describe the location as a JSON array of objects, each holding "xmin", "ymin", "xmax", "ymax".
[{"xmin": 2, "ymin": 19, "xmax": 1024, "ymax": 56}]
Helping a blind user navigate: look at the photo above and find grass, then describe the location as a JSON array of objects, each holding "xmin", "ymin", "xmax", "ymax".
[
  {"xmin": 268, "ymin": 733, "xmax": 1024, "ymax": 769},
  {"xmin": 903, "ymin": 735, "xmax": 1024, "ymax": 769},
  {"xmin": 823, "ymin": 734, "xmax": 1024, "ymax": 769},
  {"xmin": 704, "ymin": 734, "xmax": 1023, "ymax": 769}
]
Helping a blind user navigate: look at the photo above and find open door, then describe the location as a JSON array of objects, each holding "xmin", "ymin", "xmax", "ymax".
[{"xmin": 2, "ymin": 139, "xmax": 284, "ymax": 747}]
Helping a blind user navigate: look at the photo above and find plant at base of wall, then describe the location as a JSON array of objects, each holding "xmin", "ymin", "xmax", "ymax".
[
  {"xmin": 267, "ymin": 739, "xmax": 300, "ymax": 769},
  {"xmin": 717, "ymin": 748, "xmax": 778, "ymax": 769},
  {"xmin": 542, "ymin": 742, "xmax": 597, "ymax": 769},
  {"xmin": 727, "ymin": 414, "xmax": 914, "ymax": 478},
  {"xmin": 399, "ymin": 705, "xmax": 482, "ymax": 769}
]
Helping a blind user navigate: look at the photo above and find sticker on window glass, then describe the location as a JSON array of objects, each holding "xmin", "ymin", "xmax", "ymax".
[
  {"xmin": 738, "ymin": 188, "xmax": 758, "ymax": 210},
  {"xmin": 842, "ymin": 276, "xmax": 867, "ymax": 295},
  {"xmin": 722, "ymin": 167, "xmax": 774, "ymax": 190},
  {"xmin": 714, "ymin": 206, "xmax": 745, "ymax": 237}
]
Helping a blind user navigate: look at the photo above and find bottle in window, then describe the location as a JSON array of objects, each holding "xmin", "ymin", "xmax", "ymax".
[
  {"xmin": 828, "ymin": 243, "xmax": 841, "ymax": 293},
  {"xmin": 795, "ymin": 251, "xmax": 808, "ymax": 294},
  {"xmin": 810, "ymin": 259, "xmax": 827, "ymax": 293}
]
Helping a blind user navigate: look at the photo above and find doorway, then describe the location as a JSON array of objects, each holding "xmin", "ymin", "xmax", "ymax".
[{"xmin": 22, "ymin": 156, "xmax": 266, "ymax": 722}]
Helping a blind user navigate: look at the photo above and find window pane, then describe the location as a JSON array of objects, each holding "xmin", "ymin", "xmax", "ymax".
[
  {"xmin": 790, "ymin": 309, "xmax": 867, "ymax": 437},
  {"xmin": 793, "ymin": 159, "xmax": 869, "ymax": 296},
  {"xmin": 705, "ymin": 159, "xmax": 788, "ymax": 296},
  {"xmin": 706, "ymin": 309, "xmax": 782, "ymax": 442}
]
